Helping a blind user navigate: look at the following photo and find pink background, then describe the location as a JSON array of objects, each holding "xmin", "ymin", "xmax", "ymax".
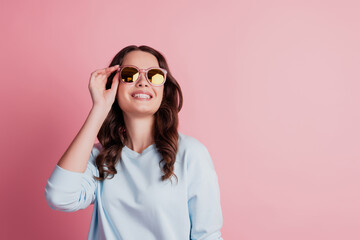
[{"xmin": 1, "ymin": 0, "xmax": 359, "ymax": 239}]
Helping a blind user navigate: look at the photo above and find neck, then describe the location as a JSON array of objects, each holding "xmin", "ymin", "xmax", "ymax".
[{"xmin": 123, "ymin": 113, "xmax": 155, "ymax": 154}]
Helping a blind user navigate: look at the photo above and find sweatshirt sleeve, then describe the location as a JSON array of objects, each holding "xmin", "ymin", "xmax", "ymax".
[
  {"xmin": 186, "ymin": 139, "xmax": 224, "ymax": 240},
  {"xmin": 44, "ymin": 145, "xmax": 100, "ymax": 212}
]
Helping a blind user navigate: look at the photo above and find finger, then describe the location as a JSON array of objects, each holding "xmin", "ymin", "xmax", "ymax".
[
  {"xmin": 102, "ymin": 65, "xmax": 120, "ymax": 77},
  {"xmin": 93, "ymin": 65, "xmax": 119, "ymax": 76},
  {"xmin": 104, "ymin": 65, "xmax": 120, "ymax": 72}
]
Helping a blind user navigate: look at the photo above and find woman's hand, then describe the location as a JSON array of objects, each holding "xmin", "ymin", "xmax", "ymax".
[{"xmin": 88, "ymin": 65, "xmax": 120, "ymax": 113}]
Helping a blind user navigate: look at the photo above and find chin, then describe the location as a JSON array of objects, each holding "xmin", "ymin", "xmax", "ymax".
[
  {"xmin": 120, "ymin": 106, "xmax": 158, "ymax": 117},
  {"xmin": 119, "ymin": 101, "xmax": 161, "ymax": 116}
]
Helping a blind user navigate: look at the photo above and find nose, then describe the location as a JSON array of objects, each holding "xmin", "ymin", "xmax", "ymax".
[{"xmin": 135, "ymin": 72, "xmax": 149, "ymax": 87}]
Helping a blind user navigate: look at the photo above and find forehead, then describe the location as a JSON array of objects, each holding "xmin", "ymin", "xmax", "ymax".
[{"xmin": 122, "ymin": 50, "xmax": 159, "ymax": 69}]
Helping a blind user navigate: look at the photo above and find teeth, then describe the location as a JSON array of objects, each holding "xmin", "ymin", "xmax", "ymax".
[{"xmin": 133, "ymin": 93, "xmax": 151, "ymax": 99}]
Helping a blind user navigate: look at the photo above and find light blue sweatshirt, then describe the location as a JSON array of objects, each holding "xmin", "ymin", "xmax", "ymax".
[{"xmin": 45, "ymin": 132, "xmax": 223, "ymax": 240}]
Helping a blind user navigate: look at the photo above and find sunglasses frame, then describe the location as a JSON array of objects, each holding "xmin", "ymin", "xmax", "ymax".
[{"xmin": 117, "ymin": 65, "xmax": 167, "ymax": 86}]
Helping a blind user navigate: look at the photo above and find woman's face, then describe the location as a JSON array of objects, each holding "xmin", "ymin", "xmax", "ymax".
[{"xmin": 115, "ymin": 50, "xmax": 164, "ymax": 117}]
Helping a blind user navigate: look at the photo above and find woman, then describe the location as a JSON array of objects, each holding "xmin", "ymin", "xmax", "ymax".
[{"xmin": 45, "ymin": 45, "xmax": 223, "ymax": 240}]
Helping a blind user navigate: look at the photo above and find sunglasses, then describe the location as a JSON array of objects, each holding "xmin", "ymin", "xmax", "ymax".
[{"xmin": 118, "ymin": 65, "xmax": 167, "ymax": 86}]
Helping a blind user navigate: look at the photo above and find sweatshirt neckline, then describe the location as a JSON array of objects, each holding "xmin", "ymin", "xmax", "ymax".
[{"xmin": 122, "ymin": 143, "xmax": 156, "ymax": 158}]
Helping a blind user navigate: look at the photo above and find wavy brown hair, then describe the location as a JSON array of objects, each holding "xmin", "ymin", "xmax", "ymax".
[{"xmin": 93, "ymin": 45, "xmax": 183, "ymax": 184}]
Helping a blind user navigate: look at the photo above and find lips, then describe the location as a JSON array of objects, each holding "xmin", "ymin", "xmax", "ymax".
[{"xmin": 131, "ymin": 90, "xmax": 153, "ymax": 99}]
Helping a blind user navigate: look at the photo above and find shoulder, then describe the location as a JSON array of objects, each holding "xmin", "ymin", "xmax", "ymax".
[
  {"xmin": 177, "ymin": 132, "xmax": 214, "ymax": 169},
  {"xmin": 178, "ymin": 132, "xmax": 208, "ymax": 153}
]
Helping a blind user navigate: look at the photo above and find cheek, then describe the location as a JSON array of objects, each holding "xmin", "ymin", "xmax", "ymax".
[
  {"xmin": 116, "ymin": 85, "xmax": 129, "ymax": 106},
  {"xmin": 156, "ymin": 88, "xmax": 164, "ymax": 104},
  {"xmin": 117, "ymin": 82, "xmax": 130, "ymax": 97}
]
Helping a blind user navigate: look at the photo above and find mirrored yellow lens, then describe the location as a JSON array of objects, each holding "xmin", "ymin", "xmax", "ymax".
[
  {"xmin": 121, "ymin": 67, "xmax": 139, "ymax": 83},
  {"xmin": 148, "ymin": 69, "xmax": 165, "ymax": 85}
]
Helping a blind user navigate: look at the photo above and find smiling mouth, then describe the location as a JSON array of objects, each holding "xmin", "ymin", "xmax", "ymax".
[{"xmin": 132, "ymin": 93, "xmax": 152, "ymax": 99}]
